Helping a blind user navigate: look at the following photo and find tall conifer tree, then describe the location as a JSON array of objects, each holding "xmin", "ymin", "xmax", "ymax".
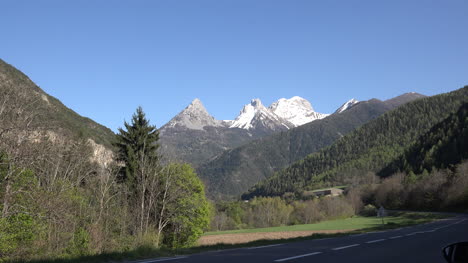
[{"xmin": 115, "ymin": 106, "xmax": 160, "ymax": 194}]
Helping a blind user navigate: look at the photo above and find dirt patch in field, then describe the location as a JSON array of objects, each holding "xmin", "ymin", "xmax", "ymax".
[{"xmin": 198, "ymin": 229, "xmax": 356, "ymax": 246}]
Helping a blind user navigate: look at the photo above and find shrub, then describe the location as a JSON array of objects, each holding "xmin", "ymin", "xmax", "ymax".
[
  {"xmin": 361, "ymin": 204, "xmax": 377, "ymax": 216},
  {"xmin": 0, "ymin": 213, "xmax": 37, "ymax": 258}
]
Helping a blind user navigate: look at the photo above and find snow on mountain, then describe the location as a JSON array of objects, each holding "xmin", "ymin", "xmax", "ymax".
[
  {"xmin": 230, "ymin": 99, "xmax": 292, "ymax": 130},
  {"xmin": 229, "ymin": 99, "xmax": 258, "ymax": 129},
  {"xmin": 269, "ymin": 96, "xmax": 329, "ymax": 126},
  {"xmin": 164, "ymin": 96, "xmax": 334, "ymax": 133},
  {"xmin": 164, "ymin": 98, "xmax": 224, "ymax": 130},
  {"xmin": 334, "ymin": 99, "xmax": 359, "ymax": 114}
]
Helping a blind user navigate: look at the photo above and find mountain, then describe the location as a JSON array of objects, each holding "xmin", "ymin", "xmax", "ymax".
[
  {"xmin": 197, "ymin": 99, "xmax": 391, "ymax": 199},
  {"xmin": 197, "ymin": 93, "xmax": 426, "ymax": 199},
  {"xmin": 164, "ymin": 98, "xmax": 225, "ymax": 130},
  {"xmin": 334, "ymin": 99, "xmax": 359, "ymax": 114},
  {"xmin": 229, "ymin": 98, "xmax": 293, "ymax": 134},
  {"xmin": 160, "ymin": 96, "xmax": 328, "ymax": 166},
  {"xmin": 230, "ymin": 97, "xmax": 328, "ymax": 132},
  {"xmin": 269, "ymin": 96, "xmax": 328, "ymax": 126},
  {"xmin": 159, "ymin": 99, "xmax": 257, "ymax": 166},
  {"xmin": 242, "ymin": 86, "xmax": 468, "ymax": 199},
  {"xmin": 0, "ymin": 59, "xmax": 115, "ymax": 165}
]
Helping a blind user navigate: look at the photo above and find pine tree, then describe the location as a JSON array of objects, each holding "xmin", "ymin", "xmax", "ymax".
[{"xmin": 115, "ymin": 106, "xmax": 160, "ymax": 194}]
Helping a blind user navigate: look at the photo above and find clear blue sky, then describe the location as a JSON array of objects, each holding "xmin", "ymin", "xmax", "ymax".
[{"xmin": 1, "ymin": 0, "xmax": 467, "ymax": 131}]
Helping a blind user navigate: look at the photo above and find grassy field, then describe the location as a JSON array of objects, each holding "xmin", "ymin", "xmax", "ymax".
[{"xmin": 205, "ymin": 212, "xmax": 449, "ymax": 236}]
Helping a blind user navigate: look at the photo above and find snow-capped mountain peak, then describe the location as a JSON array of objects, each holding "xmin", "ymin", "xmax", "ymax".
[
  {"xmin": 164, "ymin": 96, "xmax": 334, "ymax": 133},
  {"xmin": 269, "ymin": 96, "xmax": 328, "ymax": 126},
  {"xmin": 230, "ymin": 99, "xmax": 271, "ymax": 130},
  {"xmin": 334, "ymin": 99, "xmax": 359, "ymax": 114}
]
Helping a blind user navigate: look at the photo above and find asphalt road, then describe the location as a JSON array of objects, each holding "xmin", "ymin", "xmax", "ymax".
[{"xmin": 131, "ymin": 215, "xmax": 468, "ymax": 263}]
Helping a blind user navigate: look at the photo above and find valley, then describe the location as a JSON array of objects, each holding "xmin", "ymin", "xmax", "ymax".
[{"xmin": 1, "ymin": 58, "xmax": 467, "ymax": 263}]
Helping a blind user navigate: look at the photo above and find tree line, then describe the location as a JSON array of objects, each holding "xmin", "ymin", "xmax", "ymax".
[
  {"xmin": 210, "ymin": 195, "xmax": 355, "ymax": 232},
  {"xmin": 352, "ymin": 160, "xmax": 468, "ymax": 212}
]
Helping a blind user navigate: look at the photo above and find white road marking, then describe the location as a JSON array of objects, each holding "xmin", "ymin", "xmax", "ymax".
[
  {"xmin": 389, "ymin": 235, "xmax": 403, "ymax": 239},
  {"xmin": 434, "ymin": 219, "xmax": 466, "ymax": 230},
  {"xmin": 274, "ymin": 252, "xmax": 322, "ymax": 262},
  {"xmin": 332, "ymin": 244, "xmax": 360, "ymax": 250},
  {"xmin": 366, "ymin": 239, "xmax": 385, "ymax": 244},
  {"xmin": 405, "ymin": 233, "xmax": 416, "ymax": 236},
  {"xmin": 139, "ymin": 256, "xmax": 188, "ymax": 263},
  {"xmin": 247, "ymin": 244, "xmax": 283, "ymax": 250}
]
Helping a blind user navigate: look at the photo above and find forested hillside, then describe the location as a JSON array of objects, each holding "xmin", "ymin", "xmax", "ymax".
[
  {"xmin": 380, "ymin": 102, "xmax": 468, "ymax": 177},
  {"xmin": 366, "ymin": 104, "xmax": 468, "ymax": 212},
  {"xmin": 243, "ymin": 86, "xmax": 468, "ymax": 199},
  {"xmin": 198, "ymin": 99, "xmax": 392, "ymax": 198},
  {"xmin": 198, "ymin": 94, "xmax": 424, "ymax": 199}
]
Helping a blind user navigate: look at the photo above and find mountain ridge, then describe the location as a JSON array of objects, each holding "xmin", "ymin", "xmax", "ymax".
[
  {"xmin": 335, "ymin": 99, "xmax": 359, "ymax": 114},
  {"xmin": 197, "ymin": 94, "xmax": 426, "ymax": 199},
  {"xmin": 163, "ymin": 96, "xmax": 330, "ymax": 133},
  {"xmin": 159, "ymin": 96, "xmax": 332, "ymax": 166}
]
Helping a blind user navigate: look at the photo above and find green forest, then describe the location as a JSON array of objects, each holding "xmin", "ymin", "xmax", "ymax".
[
  {"xmin": 380, "ymin": 102, "xmax": 468, "ymax": 177},
  {"xmin": 243, "ymin": 86, "xmax": 468, "ymax": 199}
]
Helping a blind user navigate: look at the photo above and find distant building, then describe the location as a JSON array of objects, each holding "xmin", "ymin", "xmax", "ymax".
[{"xmin": 311, "ymin": 188, "xmax": 344, "ymax": 197}]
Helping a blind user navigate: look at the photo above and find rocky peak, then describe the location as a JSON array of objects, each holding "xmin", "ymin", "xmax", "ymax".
[
  {"xmin": 163, "ymin": 99, "xmax": 224, "ymax": 131},
  {"xmin": 231, "ymin": 99, "xmax": 270, "ymax": 130},
  {"xmin": 163, "ymin": 96, "xmax": 331, "ymax": 132},
  {"xmin": 189, "ymin": 98, "xmax": 204, "ymax": 108},
  {"xmin": 185, "ymin": 98, "xmax": 208, "ymax": 114}
]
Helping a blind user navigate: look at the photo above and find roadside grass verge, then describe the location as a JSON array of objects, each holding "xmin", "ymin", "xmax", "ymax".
[
  {"xmin": 8, "ymin": 211, "xmax": 451, "ymax": 263},
  {"xmin": 204, "ymin": 211, "xmax": 448, "ymax": 236}
]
